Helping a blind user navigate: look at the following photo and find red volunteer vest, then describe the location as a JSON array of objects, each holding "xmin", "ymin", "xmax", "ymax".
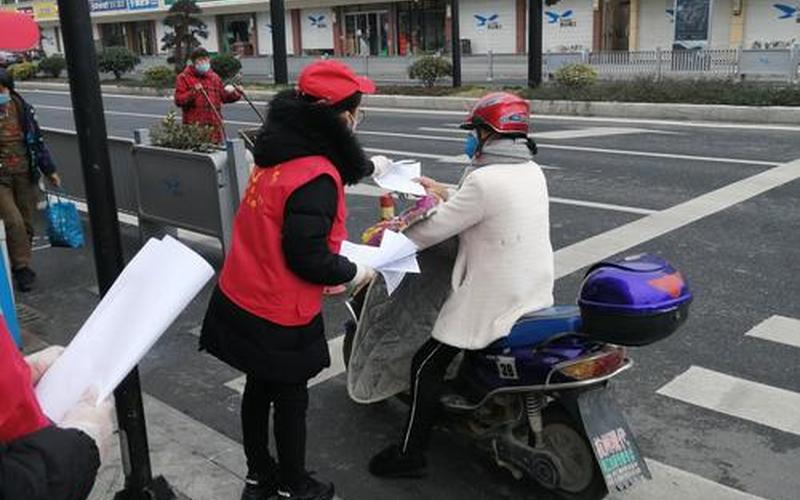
[{"xmin": 220, "ymin": 156, "xmax": 348, "ymax": 326}]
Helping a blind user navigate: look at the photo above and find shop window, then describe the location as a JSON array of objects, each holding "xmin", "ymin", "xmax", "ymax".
[
  {"xmin": 222, "ymin": 14, "xmax": 256, "ymax": 56},
  {"xmin": 396, "ymin": 0, "xmax": 446, "ymax": 55},
  {"xmin": 344, "ymin": 11, "xmax": 389, "ymax": 56}
]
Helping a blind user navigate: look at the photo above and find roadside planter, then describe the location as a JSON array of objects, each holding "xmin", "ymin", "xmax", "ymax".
[{"xmin": 131, "ymin": 137, "xmax": 250, "ymax": 254}]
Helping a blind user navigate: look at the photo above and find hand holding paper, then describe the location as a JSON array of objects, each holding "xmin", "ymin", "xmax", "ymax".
[
  {"xmin": 340, "ymin": 230, "xmax": 420, "ymax": 295},
  {"xmin": 35, "ymin": 236, "xmax": 215, "ymax": 423},
  {"xmin": 373, "ymin": 160, "xmax": 427, "ymax": 197}
]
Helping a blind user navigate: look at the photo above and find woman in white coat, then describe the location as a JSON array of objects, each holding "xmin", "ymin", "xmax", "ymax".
[{"xmin": 369, "ymin": 92, "xmax": 555, "ymax": 478}]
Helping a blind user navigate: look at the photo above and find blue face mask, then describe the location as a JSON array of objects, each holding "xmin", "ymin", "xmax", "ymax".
[
  {"xmin": 464, "ymin": 131, "xmax": 480, "ymax": 158},
  {"xmin": 195, "ymin": 62, "xmax": 211, "ymax": 74},
  {"xmin": 0, "ymin": 93, "xmax": 9, "ymax": 106}
]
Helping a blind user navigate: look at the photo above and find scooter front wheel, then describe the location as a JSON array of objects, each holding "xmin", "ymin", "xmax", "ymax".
[{"xmin": 532, "ymin": 405, "xmax": 607, "ymax": 500}]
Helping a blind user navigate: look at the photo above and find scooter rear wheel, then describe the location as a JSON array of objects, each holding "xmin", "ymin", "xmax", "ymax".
[{"xmin": 533, "ymin": 405, "xmax": 607, "ymax": 500}]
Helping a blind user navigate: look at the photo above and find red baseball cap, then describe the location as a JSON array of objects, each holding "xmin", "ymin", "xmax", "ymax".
[
  {"xmin": 298, "ymin": 60, "xmax": 376, "ymax": 106},
  {"xmin": 0, "ymin": 11, "xmax": 40, "ymax": 52}
]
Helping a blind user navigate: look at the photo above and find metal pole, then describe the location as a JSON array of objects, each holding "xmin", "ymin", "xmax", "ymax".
[
  {"xmin": 271, "ymin": 0, "xmax": 289, "ymax": 85},
  {"xmin": 55, "ymin": 2, "xmax": 174, "ymax": 499},
  {"xmin": 450, "ymin": 0, "xmax": 462, "ymax": 87},
  {"xmin": 528, "ymin": 0, "xmax": 543, "ymax": 87}
]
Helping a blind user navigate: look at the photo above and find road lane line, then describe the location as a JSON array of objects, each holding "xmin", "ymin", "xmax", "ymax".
[
  {"xmin": 549, "ymin": 197, "xmax": 656, "ymax": 215},
  {"xmin": 363, "ymin": 147, "xmax": 561, "ymax": 170},
  {"xmin": 745, "ymin": 315, "xmax": 800, "ymax": 349},
  {"xmin": 554, "ymin": 158, "xmax": 800, "ymax": 278},
  {"xmin": 35, "ymin": 104, "xmax": 778, "ymax": 166},
  {"xmin": 359, "ymin": 130, "xmax": 778, "ymax": 166},
  {"xmin": 657, "ymin": 366, "xmax": 800, "ymax": 436},
  {"xmin": 418, "ymin": 126, "xmax": 678, "ymax": 139},
  {"xmin": 23, "ymin": 89, "xmax": 800, "ymax": 132}
]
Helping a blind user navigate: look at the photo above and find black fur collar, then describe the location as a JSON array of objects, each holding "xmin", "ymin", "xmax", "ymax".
[{"xmin": 253, "ymin": 90, "xmax": 370, "ymax": 185}]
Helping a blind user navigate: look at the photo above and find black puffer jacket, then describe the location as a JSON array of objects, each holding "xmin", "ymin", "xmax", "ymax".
[
  {"xmin": 1, "ymin": 426, "xmax": 100, "ymax": 500},
  {"xmin": 200, "ymin": 90, "xmax": 373, "ymax": 383}
]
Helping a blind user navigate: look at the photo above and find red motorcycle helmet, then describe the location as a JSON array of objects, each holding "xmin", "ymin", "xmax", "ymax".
[{"xmin": 461, "ymin": 92, "xmax": 530, "ymax": 138}]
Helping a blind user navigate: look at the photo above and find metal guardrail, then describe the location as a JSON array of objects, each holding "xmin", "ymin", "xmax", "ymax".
[
  {"xmin": 43, "ymin": 128, "xmax": 139, "ymax": 212},
  {"xmin": 543, "ymin": 48, "xmax": 798, "ymax": 82},
  {"xmin": 42, "ymin": 127, "xmax": 250, "ymax": 255},
  {"xmin": 137, "ymin": 51, "xmax": 799, "ymax": 83}
]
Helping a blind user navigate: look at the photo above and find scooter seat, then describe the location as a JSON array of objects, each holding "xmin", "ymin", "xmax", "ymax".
[{"xmin": 489, "ymin": 306, "xmax": 582, "ymax": 350}]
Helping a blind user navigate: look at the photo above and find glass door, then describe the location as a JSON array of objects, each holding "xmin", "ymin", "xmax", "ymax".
[{"xmin": 344, "ymin": 12, "xmax": 389, "ymax": 56}]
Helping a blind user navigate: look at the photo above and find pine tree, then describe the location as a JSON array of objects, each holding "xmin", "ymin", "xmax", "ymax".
[{"xmin": 161, "ymin": 0, "xmax": 209, "ymax": 73}]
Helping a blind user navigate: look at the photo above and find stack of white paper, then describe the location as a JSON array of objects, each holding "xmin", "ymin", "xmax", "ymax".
[
  {"xmin": 35, "ymin": 236, "xmax": 215, "ymax": 423},
  {"xmin": 374, "ymin": 160, "xmax": 426, "ymax": 196},
  {"xmin": 340, "ymin": 230, "xmax": 419, "ymax": 295}
]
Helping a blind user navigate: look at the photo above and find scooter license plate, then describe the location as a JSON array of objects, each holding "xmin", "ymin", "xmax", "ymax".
[{"xmin": 577, "ymin": 388, "xmax": 651, "ymax": 494}]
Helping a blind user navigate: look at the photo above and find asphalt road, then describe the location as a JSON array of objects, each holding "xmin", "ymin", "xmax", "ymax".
[{"xmin": 16, "ymin": 88, "xmax": 800, "ymax": 500}]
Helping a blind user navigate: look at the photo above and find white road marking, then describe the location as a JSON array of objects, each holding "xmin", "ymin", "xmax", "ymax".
[
  {"xmin": 35, "ymin": 104, "xmax": 778, "ymax": 166},
  {"xmin": 364, "ymin": 147, "xmax": 561, "ymax": 169},
  {"xmin": 549, "ymin": 196, "xmax": 656, "ymax": 215},
  {"xmin": 657, "ymin": 366, "xmax": 800, "ymax": 436},
  {"xmin": 225, "ymin": 335, "xmax": 346, "ymax": 394},
  {"xmin": 745, "ymin": 315, "xmax": 800, "ymax": 349},
  {"xmin": 554, "ymin": 158, "xmax": 800, "ymax": 279},
  {"xmin": 23, "ymin": 89, "xmax": 800, "ymax": 132},
  {"xmin": 418, "ymin": 126, "xmax": 678, "ymax": 139},
  {"xmin": 358, "ymin": 130, "xmax": 778, "ymax": 166},
  {"xmin": 609, "ymin": 459, "xmax": 766, "ymax": 500},
  {"xmin": 363, "ymin": 106, "xmax": 800, "ymax": 132}
]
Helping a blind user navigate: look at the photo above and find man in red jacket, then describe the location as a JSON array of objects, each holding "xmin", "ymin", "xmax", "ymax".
[{"xmin": 174, "ymin": 48, "xmax": 242, "ymax": 144}]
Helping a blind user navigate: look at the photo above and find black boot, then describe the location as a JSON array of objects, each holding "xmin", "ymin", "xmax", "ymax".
[
  {"xmin": 241, "ymin": 472, "xmax": 278, "ymax": 500},
  {"xmin": 276, "ymin": 473, "xmax": 334, "ymax": 500},
  {"xmin": 369, "ymin": 444, "xmax": 427, "ymax": 478},
  {"xmin": 13, "ymin": 267, "xmax": 36, "ymax": 293}
]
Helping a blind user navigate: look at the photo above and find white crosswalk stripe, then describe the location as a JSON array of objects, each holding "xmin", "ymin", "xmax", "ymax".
[
  {"xmin": 745, "ymin": 315, "xmax": 800, "ymax": 349},
  {"xmin": 609, "ymin": 459, "xmax": 765, "ymax": 500},
  {"xmin": 658, "ymin": 365, "xmax": 800, "ymax": 437}
]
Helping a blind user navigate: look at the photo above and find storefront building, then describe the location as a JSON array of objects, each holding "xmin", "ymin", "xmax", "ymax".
[{"xmin": 4, "ymin": 0, "xmax": 798, "ymax": 57}]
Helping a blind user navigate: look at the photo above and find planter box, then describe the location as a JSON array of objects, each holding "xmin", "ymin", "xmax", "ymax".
[{"xmin": 132, "ymin": 144, "xmax": 238, "ymax": 252}]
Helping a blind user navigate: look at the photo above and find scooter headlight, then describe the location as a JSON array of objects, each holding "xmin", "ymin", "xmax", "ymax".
[{"xmin": 557, "ymin": 346, "xmax": 627, "ymax": 381}]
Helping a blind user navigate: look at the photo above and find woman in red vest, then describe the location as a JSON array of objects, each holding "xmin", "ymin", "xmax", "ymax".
[{"xmin": 200, "ymin": 60, "xmax": 380, "ymax": 500}]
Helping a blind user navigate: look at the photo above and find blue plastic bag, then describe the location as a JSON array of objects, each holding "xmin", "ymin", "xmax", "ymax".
[{"xmin": 46, "ymin": 197, "xmax": 85, "ymax": 248}]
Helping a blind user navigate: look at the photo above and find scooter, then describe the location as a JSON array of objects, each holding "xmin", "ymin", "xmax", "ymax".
[{"xmin": 342, "ymin": 201, "xmax": 693, "ymax": 499}]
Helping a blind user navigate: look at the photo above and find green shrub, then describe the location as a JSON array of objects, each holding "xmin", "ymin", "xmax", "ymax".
[
  {"xmin": 211, "ymin": 53, "xmax": 241, "ymax": 81},
  {"xmin": 408, "ymin": 56, "xmax": 453, "ymax": 88},
  {"xmin": 8, "ymin": 62, "xmax": 37, "ymax": 81},
  {"xmin": 151, "ymin": 110, "xmax": 217, "ymax": 153},
  {"xmin": 520, "ymin": 78, "xmax": 800, "ymax": 107},
  {"xmin": 553, "ymin": 64, "xmax": 598, "ymax": 89},
  {"xmin": 97, "ymin": 46, "xmax": 141, "ymax": 80},
  {"xmin": 143, "ymin": 65, "xmax": 177, "ymax": 88},
  {"xmin": 38, "ymin": 54, "xmax": 67, "ymax": 78}
]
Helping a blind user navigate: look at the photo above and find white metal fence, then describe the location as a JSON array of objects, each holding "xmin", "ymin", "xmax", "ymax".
[
  {"xmin": 546, "ymin": 48, "xmax": 798, "ymax": 82},
  {"xmin": 134, "ymin": 48, "xmax": 799, "ymax": 84}
]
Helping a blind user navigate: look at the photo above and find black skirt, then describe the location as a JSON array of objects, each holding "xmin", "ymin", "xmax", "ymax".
[{"xmin": 199, "ymin": 286, "xmax": 331, "ymax": 383}]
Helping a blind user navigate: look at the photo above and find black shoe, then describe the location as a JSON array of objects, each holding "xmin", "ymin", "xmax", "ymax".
[
  {"xmin": 13, "ymin": 267, "xmax": 36, "ymax": 293},
  {"xmin": 241, "ymin": 473, "xmax": 278, "ymax": 500},
  {"xmin": 277, "ymin": 473, "xmax": 334, "ymax": 500},
  {"xmin": 369, "ymin": 444, "xmax": 427, "ymax": 478}
]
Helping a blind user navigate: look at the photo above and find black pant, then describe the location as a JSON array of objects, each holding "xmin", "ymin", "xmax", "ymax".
[
  {"xmin": 241, "ymin": 375, "xmax": 309, "ymax": 486},
  {"xmin": 400, "ymin": 338, "xmax": 461, "ymax": 454}
]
